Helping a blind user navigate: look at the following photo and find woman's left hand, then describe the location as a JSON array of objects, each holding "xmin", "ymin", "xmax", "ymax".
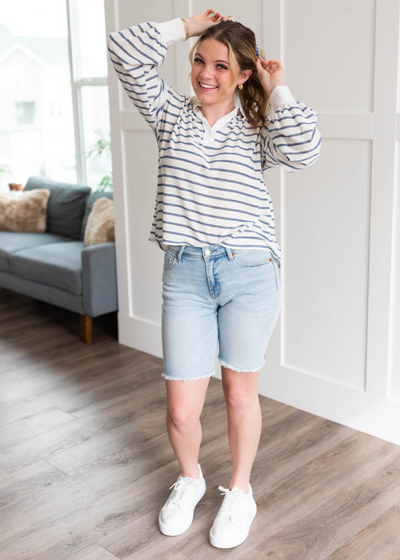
[{"xmin": 256, "ymin": 57, "xmax": 285, "ymax": 96}]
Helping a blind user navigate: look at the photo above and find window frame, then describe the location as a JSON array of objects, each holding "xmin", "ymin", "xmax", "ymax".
[{"xmin": 65, "ymin": 0, "xmax": 108, "ymax": 186}]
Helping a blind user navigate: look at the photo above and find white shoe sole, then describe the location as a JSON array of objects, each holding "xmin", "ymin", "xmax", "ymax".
[
  {"xmin": 209, "ymin": 497, "xmax": 257, "ymax": 548},
  {"xmin": 159, "ymin": 478, "xmax": 206, "ymax": 536}
]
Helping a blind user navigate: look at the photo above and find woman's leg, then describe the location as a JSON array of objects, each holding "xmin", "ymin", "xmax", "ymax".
[
  {"xmin": 221, "ymin": 366, "xmax": 262, "ymax": 493},
  {"xmin": 165, "ymin": 376, "xmax": 211, "ymax": 478}
]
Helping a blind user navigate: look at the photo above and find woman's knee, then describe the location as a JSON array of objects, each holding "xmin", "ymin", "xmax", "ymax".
[
  {"xmin": 225, "ymin": 391, "xmax": 257, "ymax": 412},
  {"xmin": 222, "ymin": 368, "xmax": 260, "ymax": 411},
  {"xmin": 165, "ymin": 377, "xmax": 209, "ymax": 429},
  {"xmin": 167, "ymin": 406, "xmax": 200, "ymax": 430},
  {"xmin": 223, "ymin": 380, "xmax": 259, "ymax": 411}
]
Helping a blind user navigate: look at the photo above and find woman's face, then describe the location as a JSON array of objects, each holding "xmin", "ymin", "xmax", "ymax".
[{"xmin": 191, "ymin": 38, "xmax": 247, "ymax": 107}]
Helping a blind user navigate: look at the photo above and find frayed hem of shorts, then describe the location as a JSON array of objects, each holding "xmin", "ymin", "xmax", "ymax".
[
  {"xmin": 218, "ymin": 357, "xmax": 265, "ymax": 373},
  {"xmin": 161, "ymin": 370, "xmax": 216, "ymax": 381}
]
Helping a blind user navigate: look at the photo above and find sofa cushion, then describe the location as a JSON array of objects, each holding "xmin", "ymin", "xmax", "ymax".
[
  {"xmin": 9, "ymin": 241, "xmax": 84, "ymax": 295},
  {"xmin": 25, "ymin": 176, "xmax": 91, "ymax": 240},
  {"xmin": 81, "ymin": 191, "xmax": 113, "ymax": 241},
  {"xmin": 0, "ymin": 189, "xmax": 50, "ymax": 233},
  {"xmin": 84, "ymin": 198, "xmax": 115, "ymax": 247},
  {"xmin": 0, "ymin": 232, "xmax": 72, "ymax": 273}
]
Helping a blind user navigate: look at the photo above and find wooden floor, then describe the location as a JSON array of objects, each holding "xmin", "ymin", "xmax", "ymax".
[{"xmin": 1, "ymin": 288, "xmax": 400, "ymax": 560}]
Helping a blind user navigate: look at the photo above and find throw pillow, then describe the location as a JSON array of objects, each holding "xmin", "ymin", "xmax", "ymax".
[
  {"xmin": 81, "ymin": 191, "xmax": 113, "ymax": 240},
  {"xmin": 83, "ymin": 197, "xmax": 115, "ymax": 247},
  {"xmin": 0, "ymin": 189, "xmax": 50, "ymax": 233},
  {"xmin": 25, "ymin": 176, "xmax": 91, "ymax": 240}
]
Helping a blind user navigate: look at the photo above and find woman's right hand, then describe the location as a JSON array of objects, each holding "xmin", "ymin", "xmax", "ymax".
[{"xmin": 186, "ymin": 9, "xmax": 232, "ymax": 38}]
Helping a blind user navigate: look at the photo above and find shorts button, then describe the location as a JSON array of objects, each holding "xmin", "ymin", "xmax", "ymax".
[{"xmin": 205, "ymin": 249, "xmax": 210, "ymax": 256}]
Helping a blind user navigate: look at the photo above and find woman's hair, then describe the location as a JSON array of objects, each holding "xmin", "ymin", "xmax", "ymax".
[{"xmin": 185, "ymin": 20, "xmax": 272, "ymax": 128}]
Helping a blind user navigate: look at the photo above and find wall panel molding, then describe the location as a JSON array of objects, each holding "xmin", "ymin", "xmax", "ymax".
[{"xmin": 105, "ymin": 0, "xmax": 400, "ymax": 445}]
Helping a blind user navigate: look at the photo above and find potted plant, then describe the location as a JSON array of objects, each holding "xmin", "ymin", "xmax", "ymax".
[
  {"xmin": 0, "ymin": 164, "xmax": 12, "ymax": 190},
  {"xmin": 9, "ymin": 182, "xmax": 24, "ymax": 191},
  {"xmin": 85, "ymin": 129, "xmax": 113, "ymax": 193},
  {"xmin": 0, "ymin": 164, "xmax": 23, "ymax": 191}
]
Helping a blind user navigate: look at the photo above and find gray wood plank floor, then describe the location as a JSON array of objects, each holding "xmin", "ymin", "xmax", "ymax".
[{"xmin": 1, "ymin": 287, "xmax": 400, "ymax": 560}]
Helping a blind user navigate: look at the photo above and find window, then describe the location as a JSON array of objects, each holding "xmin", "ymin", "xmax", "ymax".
[
  {"xmin": 15, "ymin": 102, "xmax": 35, "ymax": 125},
  {"xmin": 67, "ymin": 0, "xmax": 112, "ymax": 192},
  {"xmin": 81, "ymin": 85, "xmax": 112, "ymax": 191},
  {"xmin": 0, "ymin": 0, "xmax": 112, "ymax": 192}
]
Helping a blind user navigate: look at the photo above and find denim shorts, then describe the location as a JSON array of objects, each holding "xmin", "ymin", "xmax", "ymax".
[{"xmin": 161, "ymin": 244, "xmax": 281, "ymax": 381}]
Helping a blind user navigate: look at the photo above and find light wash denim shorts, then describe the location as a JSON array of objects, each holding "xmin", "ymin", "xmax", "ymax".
[{"xmin": 161, "ymin": 244, "xmax": 281, "ymax": 381}]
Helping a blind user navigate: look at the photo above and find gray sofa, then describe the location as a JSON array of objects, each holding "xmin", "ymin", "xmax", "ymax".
[{"xmin": 0, "ymin": 176, "xmax": 118, "ymax": 343}]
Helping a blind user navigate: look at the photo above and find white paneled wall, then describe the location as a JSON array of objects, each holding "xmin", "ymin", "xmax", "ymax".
[{"xmin": 104, "ymin": 0, "xmax": 400, "ymax": 444}]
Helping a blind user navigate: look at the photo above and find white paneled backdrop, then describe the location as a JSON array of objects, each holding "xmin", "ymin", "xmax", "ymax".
[{"xmin": 104, "ymin": 0, "xmax": 400, "ymax": 445}]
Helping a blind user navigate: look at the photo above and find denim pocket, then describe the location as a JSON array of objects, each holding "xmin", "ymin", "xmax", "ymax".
[
  {"xmin": 233, "ymin": 249, "xmax": 273, "ymax": 268},
  {"xmin": 163, "ymin": 252, "xmax": 177, "ymax": 270}
]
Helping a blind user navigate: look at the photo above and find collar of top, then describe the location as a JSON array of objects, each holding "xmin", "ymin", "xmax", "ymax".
[
  {"xmin": 193, "ymin": 104, "xmax": 242, "ymax": 126},
  {"xmin": 190, "ymin": 99, "xmax": 243, "ymax": 147}
]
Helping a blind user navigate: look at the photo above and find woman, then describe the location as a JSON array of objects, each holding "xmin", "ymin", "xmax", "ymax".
[{"xmin": 108, "ymin": 9, "xmax": 321, "ymax": 549}]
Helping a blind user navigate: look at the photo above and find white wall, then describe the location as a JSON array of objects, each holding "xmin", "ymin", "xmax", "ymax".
[{"xmin": 105, "ymin": 0, "xmax": 400, "ymax": 445}]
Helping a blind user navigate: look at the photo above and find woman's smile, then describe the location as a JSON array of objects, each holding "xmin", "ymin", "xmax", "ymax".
[{"xmin": 198, "ymin": 81, "xmax": 219, "ymax": 91}]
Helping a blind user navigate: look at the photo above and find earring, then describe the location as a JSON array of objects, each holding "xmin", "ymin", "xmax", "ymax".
[{"xmin": 238, "ymin": 84, "xmax": 243, "ymax": 90}]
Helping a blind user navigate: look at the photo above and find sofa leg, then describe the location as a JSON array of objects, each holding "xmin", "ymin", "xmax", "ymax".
[{"xmin": 80, "ymin": 314, "xmax": 93, "ymax": 344}]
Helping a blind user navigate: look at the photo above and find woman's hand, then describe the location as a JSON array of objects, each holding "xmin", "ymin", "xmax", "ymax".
[
  {"xmin": 186, "ymin": 9, "xmax": 231, "ymax": 38},
  {"xmin": 256, "ymin": 57, "xmax": 285, "ymax": 96}
]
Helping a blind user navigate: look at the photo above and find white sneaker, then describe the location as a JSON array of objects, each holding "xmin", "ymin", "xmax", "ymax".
[
  {"xmin": 209, "ymin": 482, "xmax": 257, "ymax": 548},
  {"xmin": 158, "ymin": 462, "xmax": 206, "ymax": 536}
]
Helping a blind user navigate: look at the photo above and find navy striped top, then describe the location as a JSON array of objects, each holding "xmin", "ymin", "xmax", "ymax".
[{"xmin": 107, "ymin": 17, "xmax": 322, "ymax": 267}]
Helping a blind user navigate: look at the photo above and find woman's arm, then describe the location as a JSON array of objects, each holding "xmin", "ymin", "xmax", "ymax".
[
  {"xmin": 107, "ymin": 18, "xmax": 186, "ymax": 138},
  {"xmin": 261, "ymin": 86, "xmax": 322, "ymax": 173},
  {"xmin": 107, "ymin": 10, "xmax": 228, "ymax": 139},
  {"xmin": 256, "ymin": 58, "xmax": 322, "ymax": 172}
]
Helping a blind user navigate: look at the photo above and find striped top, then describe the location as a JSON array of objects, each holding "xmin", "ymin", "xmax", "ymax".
[{"xmin": 107, "ymin": 17, "xmax": 322, "ymax": 267}]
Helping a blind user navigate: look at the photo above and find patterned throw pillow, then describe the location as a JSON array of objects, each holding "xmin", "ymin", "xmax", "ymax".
[
  {"xmin": 0, "ymin": 189, "xmax": 50, "ymax": 232},
  {"xmin": 83, "ymin": 197, "xmax": 115, "ymax": 247}
]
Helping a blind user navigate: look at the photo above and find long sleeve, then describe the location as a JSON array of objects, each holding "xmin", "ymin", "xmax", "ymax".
[
  {"xmin": 261, "ymin": 86, "xmax": 322, "ymax": 173},
  {"xmin": 107, "ymin": 18, "xmax": 186, "ymax": 138}
]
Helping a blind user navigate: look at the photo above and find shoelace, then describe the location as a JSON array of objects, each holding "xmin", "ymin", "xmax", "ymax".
[
  {"xmin": 167, "ymin": 477, "xmax": 199, "ymax": 507},
  {"xmin": 217, "ymin": 485, "xmax": 244, "ymax": 518}
]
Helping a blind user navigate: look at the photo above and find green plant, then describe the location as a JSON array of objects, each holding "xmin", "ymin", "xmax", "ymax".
[
  {"xmin": 0, "ymin": 164, "xmax": 13, "ymax": 190},
  {"xmin": 84, "ymin": 129, "xmax": 113, "ymax": 192},
  {"xmin": 0, "ymin": 164, "xmax": 12, "ymax": 179}
]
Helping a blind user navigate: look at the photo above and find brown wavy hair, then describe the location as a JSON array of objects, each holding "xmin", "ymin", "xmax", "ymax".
[{"xmin": 185, "ymin": 20, "xmax": 272, "ymax": 129}]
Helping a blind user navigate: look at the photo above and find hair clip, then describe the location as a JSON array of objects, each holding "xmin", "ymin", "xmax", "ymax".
[{"xmin": 230, "ymin": 18, "xmax": 261, "ymax": 59}]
